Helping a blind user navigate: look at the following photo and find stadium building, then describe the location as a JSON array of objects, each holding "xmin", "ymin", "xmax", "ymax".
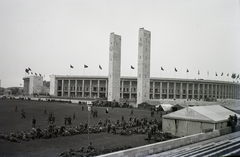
[
  {"xmin": 25, "ymin": 28, "xmax": 240, "ymax": 106},
  {"xmin": 49, "ymin": 75, "xmax": 240, "ymax": 103}
]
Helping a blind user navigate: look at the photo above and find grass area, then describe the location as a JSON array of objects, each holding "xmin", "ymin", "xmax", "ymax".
[
  {"xmin": 1, "ymin": 98, "xmax": 239, "ymax": 156},
  {"xmin": 0, "ymin": 99, "xmax": 159, "ymax": 157}
]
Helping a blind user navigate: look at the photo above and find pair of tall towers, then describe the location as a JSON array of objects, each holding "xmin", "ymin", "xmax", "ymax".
[{"xmin": 108, "ymin": 28, "xmax": 151, "ymax": 106}]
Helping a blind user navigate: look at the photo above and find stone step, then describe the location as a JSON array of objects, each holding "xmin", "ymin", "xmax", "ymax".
[
  {"xmin": 222, "ymin": 148, "xmax": 240, "ymax": 156},
  {"xmin": 204, "ymin": 142, "xmax": 240, "ymax": 157},
  {"xmin": 190, "ymin": 139, "xmax": 240, "ymax": 157},
  {"xmin": 203, "ymin": 137, "xmax": 240, "ymax": 157},
  {"xmin": 169, "ymin": 142, "xmax": 215, "ymax": 157},
  {"xmin": 179, "ymin": 140, "xmax": 231, "ymax": 157}
]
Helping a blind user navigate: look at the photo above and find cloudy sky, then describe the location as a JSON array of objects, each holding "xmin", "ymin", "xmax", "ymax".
[{"xmin": 0, "ymin": 0, "xmax": 239, "ymax": 88}]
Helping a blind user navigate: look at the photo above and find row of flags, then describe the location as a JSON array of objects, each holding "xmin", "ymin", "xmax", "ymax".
[
  {"xmin": 70, "ymin": 65, "xmax": 135, "ymax": 70},
  {"xmin": 160, "ymin": 67, "xmax": 240, "ymax": 79},
  {"xmin": 70, "ymin": 64, "xmax": 90, "ymax": 69},
  {"xmin": 25, "ymin": 68, "xmax": 43, "ymax": 76},
  {"xmin": 69, "ymin": 65, "xmax": 239, "ymax": 79}
]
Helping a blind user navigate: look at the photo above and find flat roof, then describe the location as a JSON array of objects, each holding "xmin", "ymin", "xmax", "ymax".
[
  {"xmin": 163, "ymin": 105, "xmax": 240, "ymax": 123},
  {"xmin": 52, "ymin": 75, "xmax": 240, "ymax": 85}
]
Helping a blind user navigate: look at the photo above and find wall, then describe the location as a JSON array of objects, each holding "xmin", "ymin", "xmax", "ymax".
[
  {"xmin": 163, "ymin": 118, "xmax": 215, "ymax": 136},
  {"xmin": 50, "ymin": 75, "xmax": 56, "ymax": 96},
  {"xmin": 99, "ymin": 130, "xmax": 221, "ymax": 157},
  {"xmin": 99, "ymin": 128, "xmax": 240, "ymax": 157}
]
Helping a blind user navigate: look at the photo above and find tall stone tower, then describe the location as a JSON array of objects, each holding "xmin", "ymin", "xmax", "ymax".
[
  {"xmin": 137, "ymin": 28, "xmax": 151, "ymax": 105},
  {"xmin": 108, "ymin": 32, "xmax": 121, "ymax": 102}
]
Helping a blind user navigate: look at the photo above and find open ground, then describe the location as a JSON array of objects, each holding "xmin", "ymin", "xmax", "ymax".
[
  {"xmin": 1, "ymin": 98, "xmax": 239, "ymax": 156},
  {"xmin": 0, "ymin": 99, "xmax": 159, "ymax": 157}
]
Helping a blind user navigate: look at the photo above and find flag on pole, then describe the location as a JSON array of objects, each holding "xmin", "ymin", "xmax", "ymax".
[
  {"xmin": 35, "ymin": 73, "xmax": 37, "ymax": 76},
  {"xmin": 221, "ymin": 72, "xmax": 223, "ymax": 76},
  {"xmin": 174, "ymin": 67, "xmax": 177, "ymax": 72},
  {"xmin": 237, "ymin": 74, "xmax": 239, "ymax": 79},
  {"xmin": 232, "ymin": 73, "xmax": 236, "ymax": 79},
  {"xmin": 84, "ymin": 65, "xmax": 88, "ymax": 68},
  {"xmin": 186, "ymin": 69, "xmax": 189, "ymax": 73},
  {"xmin": 99, "ymin": 65, "xmax": 102, "ymax": 70},
  {"xmin": 161, "ymin": 67, "xmax": 164, "ymax": 71},
  {"xmin": 215, "ymin": 72, "xmax": 218, "ymax": 76},
  {"xmin": 207, "ymin": 71, "xmax": 209, "ymax": 75},
  {"xmin": 198, "ymin": 70, "xmax": 200, "ymax": 75},
  {"xmin": 25, "ymin": 68, "xmax": 29, "ymax": 74},
  {"xmin": 131, "ymin": 65, "xmax": 135, "ymax": 69},
  {"xmin": 227, "ymin": 73, "xmax": 229, "ymax": 76},
  {"xmin": 39, "ymin": 74, "xmax": 42, "ymax": 76},
  {"xmin": 28, "ymin": 67, "xmax": 31, "ymax": 71},
  {"xmin": 70, "ymin": 65, "xmax": 74, "ymax": 68}
]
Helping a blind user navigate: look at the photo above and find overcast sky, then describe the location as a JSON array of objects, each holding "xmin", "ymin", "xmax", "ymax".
[{"xmin": 0, "ymin": 0, "xmax": 240, "ymax": 88}]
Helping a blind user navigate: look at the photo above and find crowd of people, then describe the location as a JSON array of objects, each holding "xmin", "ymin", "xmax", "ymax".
[
  {"xmin": 58, "ymin": 142, "xmax": 132, "ymax": 157},
  {"xmin": 0, "ymin": 105, "xmax": 177, "ymax": 145}
]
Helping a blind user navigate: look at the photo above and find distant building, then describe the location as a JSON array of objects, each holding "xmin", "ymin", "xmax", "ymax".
[
  {"xmin": 28, "ymin": 28, "xmax": 240, "ymax": 105},
  {"xmin": 162, "ymin": 105, "xmax": 240, "ymax": 136},
  {"xmin": 23, "ymin": 76, "xmax": 49, "ymax": 95},
  {"xmin": 49, "ymin": 75, "xmax": 240, "ymax": 106}
]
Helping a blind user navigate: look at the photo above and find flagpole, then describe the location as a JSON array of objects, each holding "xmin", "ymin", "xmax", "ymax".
[{"xmin": 88, "ymin": 105, "xmax": 90, "ymax": 140}]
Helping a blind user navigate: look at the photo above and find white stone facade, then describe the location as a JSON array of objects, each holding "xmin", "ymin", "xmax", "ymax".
[
  {"xmin": 23, "ymin": 76, "xmax": 43, "ymax": 95},
  {"xmin": 108, "ymin": 33, "xmax": 121, "ymax": 102},
  {"xmin": 137, "ymin": 28, "xmax": 151, "ymax": 105}
]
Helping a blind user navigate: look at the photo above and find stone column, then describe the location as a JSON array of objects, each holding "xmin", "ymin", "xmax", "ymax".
[
  {"xmin": 121, "ymin": 80, "xmax": 124, "ymax": 99},
  {"xmin": 192, "ymin": 83, "xmax": 195, "ymax": 99},
  {"xmin": 68, "ymin": 79, "xmax": 70, "ymax": 97},
  {"xmin": 197, "ymin": 83, "xmax": 200, "ymax": 100},
  {"xmin": 160, "ymin": 82, "xmax": 162, "ymax": 99},
  {"xmin": 206, "ymin": 84, "xmax": 209, "ymax": 98},
  {"xmin": 89, "ymin": 80, "xmax": 92, "ymax": 98},
  {"xmin": 167, "ymin": 82, "xmax": 169, "ymax": 99},
  {"xmin": 173, "ymin": 82, "xmax": 176, "ymax": 99},
  {"xmin": 202, "ymin": 84, "xmax": 205, "ymax": 100},
  {"xmin": 211, "ymin": 84, "xmax": 213, "ymax": 98},
  {"xmin": 180, "ymin": 83, "xmax": 183, "ymax": 99},
  {"xmin": 152, "ymin": 81, "xmax": 155, "ymax": 99},
  {"xmin": 82, "ymin": 80, "xmax": 85, "ymax": 98},
  {"xmin": 105, "ymin": 80, "xmax": 108, "ymax": 98},
  {"xmin": 130, "ymin": 80, "xmax": 132, "ymax": 99},
  {"xmin": 215, "ymin": 84, "xmax": 218, "ymax": 98},
  {"xmin": 186, "ymin": 83, "xmax": 189, "ymax": 99},
  {"xmin": 61, "ymin": 80, "xmax": 64, "ymax": 96},
  {"xmin": 75, "ymin": 80, "xmax": 77, "ymax": 97},
  {"xmin": 97, "ymin": 80, "xmax": 100, "ymax": 98}
]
